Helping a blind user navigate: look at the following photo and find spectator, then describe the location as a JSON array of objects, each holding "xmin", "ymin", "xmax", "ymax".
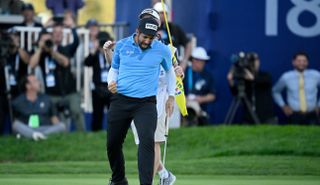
[
  {"xmin": 227, "ymin": 52, "xmax": 276, "ymax": 124},
  {"xmin": 86, "ymin": 18, "xmax": 100, "ymax": 53},
  {"xmin": 44, "ymin": 10, "xmax": 76, "ymax": 28},
  {"xmin": 19, "ymin": 3, "xmax": 43, "ymax": 52},
  {"xmin": 0, "ymin": 0, "xmax": 24, "ymax": 15},
  {"xmin": 6, "ymin": 28, "xmax": 30, "ymax": 99},
  {"xmin": 29, "ymin": 23, "xmax": 85, "ymax": 131},
  {"xmin": 184, "ymin": 47, "xmax": 215, "ymax": 126},
  {"xmin": 12, "ymin": 74, "xmax": 66, "ymax": 141},
  {"xmin": 153, "ymin": 2, "xmax": 192, "ymax": 70},
  {"xmin": 19, "ymin": 3, "xmax": 42, "ymax": 27},
  {"xmin": 273, "ymin": 52, "xmax": 320, "ymax": 125},
  {"xmin": 46, "ymin": 0, "xmax": 84, "ymax": 23},
  {"xmin": 84, "ymin": 31, "xmax": 112, "ymax": 131}
]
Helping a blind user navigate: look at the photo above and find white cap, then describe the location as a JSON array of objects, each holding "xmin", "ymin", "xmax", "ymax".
[
  {"xmin": 153, "ymin": 2, "xmax": 169, "ymax": 13},
  {"xmin": 191, "ymin": 47, "xmax": 210, "ymax": 61},
  {"xmin": 139, "ymin": 8, "xmax": 160, "ymax": 22}
]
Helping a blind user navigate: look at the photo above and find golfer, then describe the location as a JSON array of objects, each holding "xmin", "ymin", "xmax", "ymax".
[{"xmin": 106, "ymin": 17, "xmax": 176, "ymax": 185}]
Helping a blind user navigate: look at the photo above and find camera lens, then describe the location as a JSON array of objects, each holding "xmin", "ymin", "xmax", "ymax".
[{"xmin": 45, "ymin": 40, "xmax": 53, "ymax": 48}]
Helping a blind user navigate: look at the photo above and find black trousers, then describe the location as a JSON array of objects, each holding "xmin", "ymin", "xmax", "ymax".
[
  {"xmin": 290, "ymin": 111, "xmax": 319, "ymax": 125},
  {"xmin": 107, "ymin": 94, "xmax": 157, "ymax": 185},
  {"xmin": 0, "ymin": 96, "xmax": 6, "ymax": 135},
  {"xmin": 0, "ymin": 95, "xmax": 11, "ymax": 135},
  {"xmin": 91, "ymin": 86, "xmax": 111, "ymax": 131}
]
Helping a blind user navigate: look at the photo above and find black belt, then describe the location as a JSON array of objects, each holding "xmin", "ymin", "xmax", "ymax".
[
  {"xmin": 293, "ymin": 111, "xmax": 316, "ymax": 115},
  {"xmin": 117, "ymin": 93, "xmax": 156, "ymax": 102}
]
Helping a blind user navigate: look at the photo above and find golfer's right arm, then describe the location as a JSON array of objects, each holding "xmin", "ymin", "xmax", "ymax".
[
  {"xmin": 107, "ymin": 41, "xmax": 121, "ymax": 94},
  {"xmin": 107, "ymin": 67, "xmax": 118, "ymax": 93},
  {"xmin": 103, "ymin": 40, "xmax": 116, "ymax": 65}
]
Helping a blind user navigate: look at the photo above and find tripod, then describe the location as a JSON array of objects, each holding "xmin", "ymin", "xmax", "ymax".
[{"xmin": 224, "ymin": 80, "xmax": 260, "ymax": 124}]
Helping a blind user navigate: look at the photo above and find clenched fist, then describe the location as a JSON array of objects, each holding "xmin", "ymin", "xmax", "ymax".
[{"xmin": 108, "ymin": 81, "xmax": 117, "ymax": 94}]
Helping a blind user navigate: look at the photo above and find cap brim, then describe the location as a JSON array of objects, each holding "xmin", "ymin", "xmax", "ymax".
[
  {"xmin": 140, "ymin": 30, "xmax": 157, "ymax": 36},
  {"xmin": 192, "ymin": 56, "xmax": 210, "ymax": 61}
]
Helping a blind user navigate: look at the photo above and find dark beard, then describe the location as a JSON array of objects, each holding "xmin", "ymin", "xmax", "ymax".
[{"xmin": 139, "ymin": 43, "xmax": 150, "ymax": 50}]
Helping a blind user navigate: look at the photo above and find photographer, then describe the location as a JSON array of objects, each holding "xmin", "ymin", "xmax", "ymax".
[
  {"xmin": 227, "ymin": 52, "xmax": 275, "ymax": 124},
  {"xmin": 84, "ymin": 31, "xmax": 112, "ymax": 131},
  {"xmin": 6, "ymin": 28, "xmax": 30, "ymax": 98},
  {"xmin": 0, "ymin": 29, "xmax": 29, "ymax": 134},
  {"xmin": 184, "ymin": 47, "xmax": 216, "ymax": 126},
  {"xmin": 29, "ymin": 23, "xmax": 85, "ymax": 131}
]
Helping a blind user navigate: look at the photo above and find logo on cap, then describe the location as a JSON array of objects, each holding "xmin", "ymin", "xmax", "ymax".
[
  {"xmin": 145, "ymin": 23, "xmax": 158, "ymax": 31},
  {"xmin": 142, "ymin": 9, "xmax": 153, "ymax": 15}
]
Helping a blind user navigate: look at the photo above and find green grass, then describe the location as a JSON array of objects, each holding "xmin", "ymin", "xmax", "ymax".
[
  {"xmin": 1, "ymin": 125, "xmax": 320, "ymax": 162},
  {"xmin": 1, "ymin": 125, "xmax": 320, "ymax": 180},
  {"xmin": 1, "ymin": 156, "xmax": 319, "ymax": 175},
  {"xmin": 0, "ymin": 174, "xmax": 319, "ymax": 185}
]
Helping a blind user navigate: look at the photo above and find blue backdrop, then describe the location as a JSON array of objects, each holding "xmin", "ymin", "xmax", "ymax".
[{"xmin": 116, "ymin": 0, "xmax": 320, "ymax": 124}]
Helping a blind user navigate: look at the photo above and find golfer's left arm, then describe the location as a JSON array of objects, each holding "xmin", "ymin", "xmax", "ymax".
[
  {"xmin": 162, "ymin": 48, "xmax": 176, "ymax": 117},
  {"xmin": 165, "ymin": 66, "xmax": 176, "ymax": 117}
]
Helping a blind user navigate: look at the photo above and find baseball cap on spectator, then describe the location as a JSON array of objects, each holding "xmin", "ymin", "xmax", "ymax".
[
  {"xmin": 139, "ymin": 8, "xmax": 160, "ymax": 21},
  {"xmin": 21, "ymin": 3, "xmax": 34, "ymax": 11},
  {"xmin": 153, "ymin": 2, "xmax": 169, "ymax": 13},
  {"xmin": 139, "ymin": 8, "xmax": 161, "ymax": 26},
  {"xmin": 86, "ymin": 19, "xmax": 99, "ymax": 28},
  {"xmin": 191, "ymin": 47, "xmax": 210, "ymax": 61},
  {"xmin": 138, "ymin": 17, "xmax": 159, "ymax": 36}
]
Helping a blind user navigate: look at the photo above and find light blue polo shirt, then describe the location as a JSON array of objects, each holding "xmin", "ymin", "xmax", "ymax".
[{"xmin": 112, "ymin": 34, "xmax": 172, "ymax": 98}]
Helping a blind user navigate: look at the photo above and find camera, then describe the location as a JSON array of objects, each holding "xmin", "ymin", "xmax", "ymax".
[
  {"xmin": 231, "ymin": 52, "xmax": 257, "ymax": 79},
  {"xmin": 53, "ymin": 15, "xmax": 64, "ymax": 24},
  {"xmin": 97, "ymin": 31, "xmax": 112, "ymax": 48},
  {"xmin": 45, "ymin": 39, "xmax": 54, "ymax": 48}
]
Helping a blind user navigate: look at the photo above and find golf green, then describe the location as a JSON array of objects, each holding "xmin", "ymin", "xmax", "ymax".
[{"xmin": 0, "ymin": 174, "xmax": 319, "ymax": 185}]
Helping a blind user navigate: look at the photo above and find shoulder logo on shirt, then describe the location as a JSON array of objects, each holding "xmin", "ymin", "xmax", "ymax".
[
  {"xmin": 125, "ymin": 50, "xmax": 134, "ymax": 55},
  {"xmin": 195, "ymin": 79, "xmax": 206, "ymax": 90},
  {"xmin": 40, "ymin": 102, "xmax": 45, "ymax": 108}
]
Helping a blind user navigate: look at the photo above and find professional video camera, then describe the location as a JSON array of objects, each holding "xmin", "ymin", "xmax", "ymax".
[
  {"xmin": 224, "ymin": 51, "xmax": 261, "ymax": 124},
  {"xmin": 231, "ymin": 52, "xmax": 257, "ymax": 79}
]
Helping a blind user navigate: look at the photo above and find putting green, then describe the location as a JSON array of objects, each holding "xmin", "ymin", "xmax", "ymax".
[{"xmin": 0, "ymin": 174, "xmax": 319, "ymax": 185}]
